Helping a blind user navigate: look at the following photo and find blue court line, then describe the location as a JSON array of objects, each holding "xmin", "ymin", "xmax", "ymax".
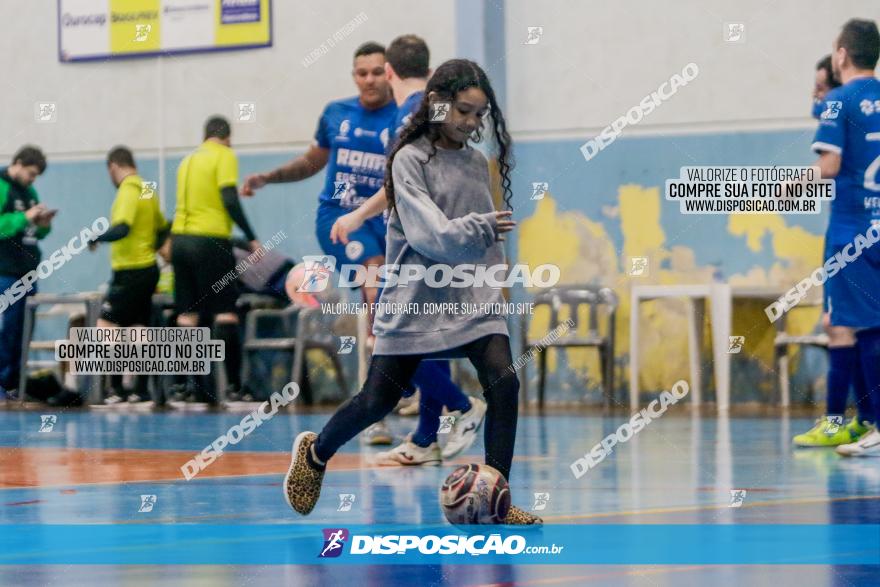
[
  {"xmin": 0, "ymin": 524, "xmax": 877, "ymax": 565},
  {"xmin": 543, "ymin": 494, "xmax": 880, "ymax": 521}
]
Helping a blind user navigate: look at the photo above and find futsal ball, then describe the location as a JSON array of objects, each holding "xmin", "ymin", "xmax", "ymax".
[{"xmin": 440, "ymin": 464, "xmax": 510, "ymax": 525}]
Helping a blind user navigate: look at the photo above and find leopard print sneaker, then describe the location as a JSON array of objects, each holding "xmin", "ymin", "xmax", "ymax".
[
  {"xmin": 283, "ymin": 431, "xmax": 325, "ymax": 515},
  {"xmin": 504, "ymin": 504, "xmax": 543, "ymax": 525}
]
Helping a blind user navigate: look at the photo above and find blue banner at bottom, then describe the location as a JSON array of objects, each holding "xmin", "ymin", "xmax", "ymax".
[{"xmin": 1, "ymin": 524, "xmax": 878, "ymax": 565}]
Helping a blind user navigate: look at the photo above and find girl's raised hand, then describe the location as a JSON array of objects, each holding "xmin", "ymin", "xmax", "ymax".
[{"xmin": 494, "ymin": 210, "xmax": 517, "ymax": 242}]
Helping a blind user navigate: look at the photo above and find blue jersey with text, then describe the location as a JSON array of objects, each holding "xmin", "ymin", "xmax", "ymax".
[
  {"xmin": 813, "ymin": 77, "xmax": 880, "ymax": 239},
  {"xmin": 314, "ymin": 96, "xmax": 398, "ymax": 209}
]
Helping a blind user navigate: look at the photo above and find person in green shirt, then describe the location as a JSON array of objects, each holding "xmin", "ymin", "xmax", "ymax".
[
  {"xmin": 0, "ymin": 146, "xmax": 53, "ymax": 399},
  {"xmin": 170, "ymin": 116, "xmax": 259, "ymax": 406},
  {"xmin": 89, "ymin": 146, "xmax": 169, "ymax": 404}
]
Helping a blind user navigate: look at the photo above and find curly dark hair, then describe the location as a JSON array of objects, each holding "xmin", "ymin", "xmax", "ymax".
[{"xmin": 384, "ymin": 59, "xmax": 514, "ymax": 211}]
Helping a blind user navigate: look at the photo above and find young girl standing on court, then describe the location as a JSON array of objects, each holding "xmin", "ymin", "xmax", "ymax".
[{"xmin": 284, "ymin": 59, "xmax": 541, "ymax": 525}]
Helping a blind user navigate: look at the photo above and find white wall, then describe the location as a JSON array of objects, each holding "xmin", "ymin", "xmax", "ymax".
[
  {"xmin": 505, "ymin": 0, "xmax": 880, "ymax": 136},
  {"xmin": 0, "ymin": 0, "xmax": 457, "ymax": 158},
  {"xmin": 4, "ymin": 1, "xmax": 880, "ymax": 157}
]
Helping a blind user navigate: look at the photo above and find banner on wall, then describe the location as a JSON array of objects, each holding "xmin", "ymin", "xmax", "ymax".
[{"xmin": 58, "ymin": 0, "xmax": 272, "ymax": 62}]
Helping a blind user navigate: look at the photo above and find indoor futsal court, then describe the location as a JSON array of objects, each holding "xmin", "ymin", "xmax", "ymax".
[{"xmin": 2, "ymin": 1, "xmax": 880, "ymax": 586}]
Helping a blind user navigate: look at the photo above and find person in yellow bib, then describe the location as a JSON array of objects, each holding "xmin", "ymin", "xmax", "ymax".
[
  {"xmin": 171, "ymin": 116, "xmax": 260, "ymax": 406},
  {"xmin": 89, "ymin": 146, "xmax": 169, "ymax": 405}
]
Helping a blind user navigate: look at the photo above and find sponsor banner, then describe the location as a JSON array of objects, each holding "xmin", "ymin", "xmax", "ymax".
[
  {"xmin": 2, "ymin": 524, "xmax": 878, "ymax": 564},
  {"xmin": 58, "ymin": 0, "xmax": 271, "ymax": 62}
]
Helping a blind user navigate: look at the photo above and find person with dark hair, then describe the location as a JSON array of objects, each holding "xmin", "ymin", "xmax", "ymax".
[
  {"xmin": 283, "ymin": 59, "xmax": 540, "ymax": 524},
  {"xmin": 87, "ymin": 146, "xmax": 169, "ymax": 404},
  {"xmin": 241, "ymin": 43, "xmax": 392, "ymax": 297},
  {"xmin": 794, "ymin": 19, "xmax": 880, "ymax": 456},
  {"xmin": 812, "ymin": 55, "xmax": 842, "ymax": 119},
  {"xmin": 796, "ymin": 53, "xmax": 861, "ymax": 442},
  {"xmin": 0, "ymin": 146, "xmax": 53, "ymax": 400},
  {"xmin": 170, "ymin": 116, "xmax": 260, "ymax": 406},
  {"xmin": 242, "ymin": 39, "xmax": 487, "ymax": 457},
  {"xmin": 330, "ymin": 35, "xmax": 489, "ymax": 466}
]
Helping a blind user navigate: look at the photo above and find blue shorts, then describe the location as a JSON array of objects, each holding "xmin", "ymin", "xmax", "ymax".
[
  {"xmin": 316, "ymin": 203, "xmax": 386, "ymax": 267},
  {"xmin": 823, "ymin": 233, "xmax": 880, "ymax": 328}
]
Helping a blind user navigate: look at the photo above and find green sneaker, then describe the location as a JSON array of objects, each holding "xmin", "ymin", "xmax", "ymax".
[
  {"xmin": 846, "ymin": 417, "xmax": 872, "ymax": 439},
  {"xmin": 793, "ymin": 416, "xmax": 869, "ymax": 447}
]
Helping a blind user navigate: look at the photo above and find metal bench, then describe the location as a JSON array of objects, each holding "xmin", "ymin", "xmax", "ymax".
[
  {"xmin": 773, "ymin": 303, "xmax": 828, "ymax": 407},
  {"xmin": 18, "ymin": 292, "xmax": 104, "ymax": 404},
  {"xmin": 242, "ymin": 295, "xmax": 349, "ymax": 405}
]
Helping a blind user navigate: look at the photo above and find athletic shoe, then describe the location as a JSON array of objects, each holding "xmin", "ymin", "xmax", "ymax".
[
  {"xmin": 225, "ymin": 384, "xmax": 256, "ymax": 403},
  {"xmin": 846, "ymin": 418, "xmax": 873, "ymax": 439},
  {"xmin": 376, "ymin": 439, "xmax": 441, "ymax": 466},
  {"xmin": 836, "ymin": 428, "xmax": 880, "ymax": 457},
  {"xmin": 283, "ymin": 431, "xmax": 325, "ymax": 515},
  {"xmin": 104, "ymin": 389, "xmax": 125, "ymax": 406},
  {"xmin": 362, "ymin": 420, "xmax": 394, "ymax": 445},
  {"xmin": 168, "ymin": 383, "xmax": 190, "ymax": 402},
  {"xmin": 127, "ymin": 390, "xmax": 151, "ymax": 404},
  {"xmin": 441, "ymin": 397, "xmax": 487, "ymax": 459},
  {"xmin": 792, "ymin": 416, "xmax": 868, "ymax": 447},
  {"xmin": 396, "ymin": 389, "xmax": 420, "ymax": 416},
  {"xmin": 504, "ymin": 504, "xmax": 543, "ymax": 525},
  {"xmin": 191, "ymin": 383, "xmax": 220, "ymax": 407}
]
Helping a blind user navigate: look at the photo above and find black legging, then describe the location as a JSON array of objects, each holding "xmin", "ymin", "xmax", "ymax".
[{"xmin": 313, "ymin": 333, "xmax": 520, "ymax": 481}]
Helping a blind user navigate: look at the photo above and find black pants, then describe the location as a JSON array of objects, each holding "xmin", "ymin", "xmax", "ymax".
[
  {"xmin": 101, "ymin": 265, "xmax": 160, "ymax": 326},
  {"xmin": 313, "ymin": 333, "xmax": 520, "ymax": 481},
  {"xmin": 171, "ymin": 234, "xmax": 238, "ymax": 316}
]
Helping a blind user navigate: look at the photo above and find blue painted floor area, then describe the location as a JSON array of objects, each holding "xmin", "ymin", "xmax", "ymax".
[{"xmin": 0, "ymin": 409, "xmax": 878, "ymax": 586}]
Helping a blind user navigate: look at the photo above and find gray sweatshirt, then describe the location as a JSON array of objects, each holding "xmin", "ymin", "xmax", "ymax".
[{"xmin": 372, "ymin": 136, "xmax": 509, "ymax": 356}]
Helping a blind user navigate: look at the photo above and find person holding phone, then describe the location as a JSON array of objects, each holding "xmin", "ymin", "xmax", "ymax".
[{"xmin": 0, "ymin": 146, "xmax": 52, "ymax": 400}]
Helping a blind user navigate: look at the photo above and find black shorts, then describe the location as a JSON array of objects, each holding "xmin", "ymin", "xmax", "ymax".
[
  {"xmin": 171, "ymin": 234, "xmax": 239, "ymax": 316},
  {"xmin": 101, "ymin": 265, "xmax": 160, "ymax": 327}
]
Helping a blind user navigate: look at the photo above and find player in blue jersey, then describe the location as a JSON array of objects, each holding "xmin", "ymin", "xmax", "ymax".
[
  {"xmin": 330, "ymin": 39, "xmax": 427, "ymax": 244},
  {"xmin": 795, "ymin": 51, "xmax": 867, "ymax": 447},
  {"xmin": 794, "ymin": 19, "xmax": 880, "ymax": 457},
  {"xmin": 241, "ymin": 40, "xmax": 486, "ymax": 460},
  {"xmin": 243, "ymin": 41, "xmax": 397, "ymax": 276}
]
